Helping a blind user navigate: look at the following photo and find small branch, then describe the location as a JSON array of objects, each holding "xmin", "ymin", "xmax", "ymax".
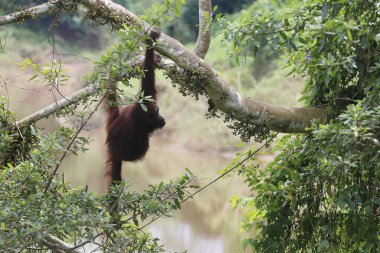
[
  {"xmin": 193, "ymin": 0, "xmax": 212, "ymax": 59},
  {"xmin": 42, "ymin": 233, "xmax": 84, "ymax": 253},
  {"xmin": 16, "ymin": 85, "xmax": 99, "ymax": 127},
  {"xmin": 0, "ymin": 1, "xmax": 73, "ymax": 26}
]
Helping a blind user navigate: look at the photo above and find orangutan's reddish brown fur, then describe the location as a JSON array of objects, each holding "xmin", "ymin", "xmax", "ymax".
[{"xmin": 105, "ymin": 31, "xmax": 165, "ymax": 184}]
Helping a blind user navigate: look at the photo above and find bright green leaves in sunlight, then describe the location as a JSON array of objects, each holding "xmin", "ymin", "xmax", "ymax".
[{"xmin": 19, "ymin": 58, "xmax": 69, "ymax": 84}]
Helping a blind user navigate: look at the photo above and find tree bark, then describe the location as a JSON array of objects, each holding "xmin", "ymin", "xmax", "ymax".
[
  {"xmin": 42, "ymin": 233, "xmax": 83, "ymax": 253},
  {"xmin": 0, "ymin": 1, "xmax": 73, "ymax": 26},
  {"xmin": 16, "ymin": 85, "xmax": 98, "ymax": 127},
  {"xmin": 193, "ymin": 0, "xmax": 212, "ymax": 59}
]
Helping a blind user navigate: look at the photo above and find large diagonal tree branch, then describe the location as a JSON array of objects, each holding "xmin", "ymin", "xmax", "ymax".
[
  {"xmin": 78, "ymin": 0, "xmax": 329, "ymax": 133},
  {"xmin": 2, "ymin": 0, "xmax": 328, "ymax": 134}
]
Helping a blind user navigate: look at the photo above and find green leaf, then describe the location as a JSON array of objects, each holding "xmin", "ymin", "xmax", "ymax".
[
  {"xmin": 133, "ymin": 215, "xmax": 139, "ymax": 226},
  {"xmin": 174, "ymin": 199, "xmax": 181, "ymax": 209},
  {"xmin": 324, "ymin": 68, "xmax": 332, "ymax": 85},
  {"xmin": 347, "ymin": 29, "xmax": 352, "ymax": 41},
  {"xmin": 85, "ymin": 227, "xmax": 95, "ymax": 242},
  {"xmin": 280, "ymin": 31, "xmax": 287, "ymax": 40},
  {"xmin": 140, "ymin": 103, "xmax": 148, "ymax": 112},
  {"xmin": 173, "ymin": 0, "xmax": 183, "ymax": 17},
  {"xmin": 289, "ymin": 170, "xmax": 300, "ymax": 183}
]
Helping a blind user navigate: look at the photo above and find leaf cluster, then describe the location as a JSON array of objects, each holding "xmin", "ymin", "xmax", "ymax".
[
  {"xmin": 0, "ymin": 97, "xmax": 38, "ymax": 166},
  {"xmin": 238, "ymin": 89, "xmax": 379, "ymax": 252},
  {"xmin": 221, "ymin": 0, "xmax": 380, "ymax": 111}
]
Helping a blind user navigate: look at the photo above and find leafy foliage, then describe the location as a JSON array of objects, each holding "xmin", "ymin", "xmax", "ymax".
[
  {"xmin": 238, "ymin": 92, "xmax": 379, "ymax": 252},
  {"xmin": 0, "ymin": 105, "xmax": 196, "ymax": 251},
  {"xmin": 173, "ymin": 0, "xmax": 253, "ymax": 41},
  {"xmin": 0, "ymin": 140, "xmax": 195, "ymax": 251},
  {"xmin": 223, "ymin": 0, "xmax": 380, "ymax": 108},
  {"xmin": 226, "ymin": 0, "xmax": 380, "ymax": 252}
]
